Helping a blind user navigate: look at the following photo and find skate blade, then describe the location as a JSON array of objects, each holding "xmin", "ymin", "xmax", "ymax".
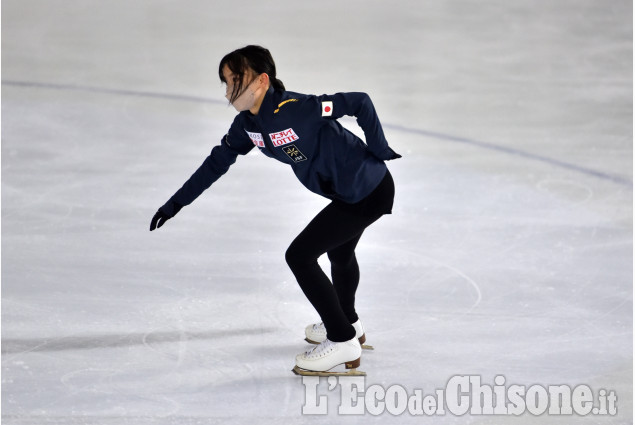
[
  {"xmin": 305, "ymin": 338, "xmax": 374, "ymax": 350},
  {"xmin": 292, "ymin": 365, "xmax": 366, "ymax": 377}
]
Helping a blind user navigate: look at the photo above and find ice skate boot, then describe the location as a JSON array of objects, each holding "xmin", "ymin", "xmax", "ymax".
[
  {"xmin": 305, "ymin": 320, "xmax": 373, "ymax": 350},
  {"xmin": 292, "ymin": 337, "xmax": 365, "ymax": 376}
]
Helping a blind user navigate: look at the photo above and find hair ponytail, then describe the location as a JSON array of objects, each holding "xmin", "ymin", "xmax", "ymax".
[
  {"xmin": 270, "ymin": 76, "xmax": 285, "ymax": 92},
  {"xmin": 219, "ymin": 45, "xmax": 285, "ymax": 102}
]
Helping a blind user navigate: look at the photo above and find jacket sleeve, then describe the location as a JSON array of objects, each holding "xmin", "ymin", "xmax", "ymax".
[
  {"xmin": 318, "ymin": 92, "xmax": 401, "ymax": 161},
  {"xmin": 160, "ymin": 118, "xmax": 254, "ymax": 216}
]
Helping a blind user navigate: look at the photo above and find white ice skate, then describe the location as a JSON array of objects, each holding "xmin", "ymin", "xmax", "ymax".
[
  {"xmin": 292, "ymin": 337, "xmax": 365, "ymax": 377},
  {"xmin": 304, "ymin": 320, "xmax": 374, "ymax": 350}
]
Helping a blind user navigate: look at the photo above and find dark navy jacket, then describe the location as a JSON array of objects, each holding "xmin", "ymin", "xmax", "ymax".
[{"xmin": 160, "ymin": 87, "xmax": 399, "ymax": 216}]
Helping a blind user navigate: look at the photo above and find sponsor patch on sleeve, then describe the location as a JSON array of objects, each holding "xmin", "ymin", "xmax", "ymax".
[
  {"xmin": 245, "ymin": 130, "xmax": 265, "ymax": 148},
  {"xmin": 321, "ymin": 101, "xmax": 333, "ymax": 117}
]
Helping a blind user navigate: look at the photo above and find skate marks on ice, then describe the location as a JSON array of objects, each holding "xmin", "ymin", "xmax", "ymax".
[
  {"xmin": 1, "ymin": 327, "xmax": 277, "ymax": 356},
  {"xmin": 3, "ymin": 326, "xmax": 284, "ymax": 419},
  {"xmin": 59, "ymin": 368, "xmax": 184, "ymax": 419},
  {"xmin": 368, "ymin": 245, "xmax": 483, "ymax": 318},
  {"xmin": 382, "ymin": 123, "xmax": 632, "ymax": 188},
  {"xmin": 1, "ymin": 80, "xmax": 226, "ymax": 107},
  {"xmin": 414, "ymin": 252, "xmax": 483, "ymax": 317},
  {"xmin": 535, "ymin": 178, "xmax": 594, "ymax": 208}
]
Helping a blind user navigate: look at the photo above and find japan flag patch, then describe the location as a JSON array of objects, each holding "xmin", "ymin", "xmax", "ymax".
[{"xmin": 321, "ymin": 101, "xmax": 333, "ymax": 117}]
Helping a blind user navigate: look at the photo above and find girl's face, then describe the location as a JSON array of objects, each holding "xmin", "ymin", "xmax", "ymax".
[{"xmin": 222, "ymin": 65, "xmax": 266, "ymax": 113}]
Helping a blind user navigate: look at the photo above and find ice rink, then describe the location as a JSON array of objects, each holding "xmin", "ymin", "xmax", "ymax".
[{"xmin": 2, "ymin": 0, "xmax": 633, "ymax": 423}]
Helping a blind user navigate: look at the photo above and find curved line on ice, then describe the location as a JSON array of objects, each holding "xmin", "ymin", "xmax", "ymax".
[{"xmin": 418, "ymin": 253, "xmax": 483, "ymax": 315}]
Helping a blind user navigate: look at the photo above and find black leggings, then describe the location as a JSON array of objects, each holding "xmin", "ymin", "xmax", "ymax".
[{"xmin": 285, "ymin": 170, "xmax": 395, "ymax": 342}]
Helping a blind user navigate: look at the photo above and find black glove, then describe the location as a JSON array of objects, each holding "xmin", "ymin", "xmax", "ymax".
[
  {"xmin": 150, "ymin": 210, "xmax": 171, "ymax": 231},
  {"xmin": 149, "ymin": 202, "xmax": 182, "ymax": 231}
]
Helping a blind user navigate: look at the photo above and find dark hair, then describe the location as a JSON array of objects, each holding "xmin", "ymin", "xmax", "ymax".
[{"xmin": 219, "ymin": 45, "xmax": 285, "ymax": 103}]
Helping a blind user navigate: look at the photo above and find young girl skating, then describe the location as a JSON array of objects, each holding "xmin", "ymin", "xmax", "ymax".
[{"xmin": 151, "ymin": 45, "xmax": 399, "ymax": 375}]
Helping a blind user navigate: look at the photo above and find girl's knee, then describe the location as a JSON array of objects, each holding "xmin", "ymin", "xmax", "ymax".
[
  {"xmin": 285, "ymin": 243, "xmax": 312, "ymax": 269},
  {"xmin": 285, "ymin": 245, "xmax": 298, "ymax": 268}
]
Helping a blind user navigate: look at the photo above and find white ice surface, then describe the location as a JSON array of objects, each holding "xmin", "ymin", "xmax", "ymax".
[{"xmin": 2, "ymin": 0, "xmax": 632, "ymax": 424}]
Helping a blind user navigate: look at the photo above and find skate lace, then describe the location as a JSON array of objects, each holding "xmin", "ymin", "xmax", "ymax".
[
  {"xmin": 305, "ymin": 339, "xmax": 336, "ymax": 358},
  {"xmin": 312, "ymin": 322, "xmax": 326, "ymax": 333}
]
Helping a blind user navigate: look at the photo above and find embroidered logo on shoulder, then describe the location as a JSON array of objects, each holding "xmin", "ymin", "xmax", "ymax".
[
  {"xmin": 269, "ymin": 128, "xmax": 299, "ymax": 147},
  {"xmin": 245, "ymin": 130, "xmax": 265, "ymax": 148},
  {"xmin": 274, "ymin": 98, "xmax": 298, "ymax": 114},
  {"xmin": 321, "ymin": 101, "xmax": 333, "ymax": 117}
]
